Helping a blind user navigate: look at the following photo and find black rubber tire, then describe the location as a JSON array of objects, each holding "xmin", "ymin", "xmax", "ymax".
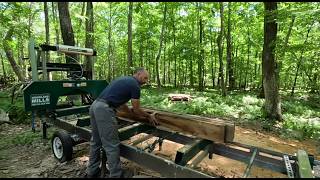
[{"xmin": 51, "ymin": 130, "xmax": 73, "ymax": 162}]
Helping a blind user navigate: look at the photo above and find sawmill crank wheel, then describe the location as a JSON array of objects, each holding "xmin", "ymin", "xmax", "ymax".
[{"xmin": 51, "ymin": 130, "xmax": 73, "ymax": 162}]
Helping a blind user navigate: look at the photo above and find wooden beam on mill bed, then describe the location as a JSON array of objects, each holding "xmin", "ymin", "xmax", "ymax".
[{"xmin": 116, "ymin": 107, "xmax": 235, "ymax": 143}]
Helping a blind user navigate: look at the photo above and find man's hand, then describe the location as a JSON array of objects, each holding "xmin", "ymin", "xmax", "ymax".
[{"xmin": 148, "ymin": 112, "xmax": 159, "ymax": 126}]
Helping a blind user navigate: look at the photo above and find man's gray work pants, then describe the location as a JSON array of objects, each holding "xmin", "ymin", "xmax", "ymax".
[{"xmin": 87, "ymin": 100, "xmax": 122, "ymax": 178}]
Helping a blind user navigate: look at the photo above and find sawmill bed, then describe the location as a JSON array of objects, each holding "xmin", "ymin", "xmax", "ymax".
[{"xmin": 43, "ymin": 113, "xmax": 319, "ymax": 178}]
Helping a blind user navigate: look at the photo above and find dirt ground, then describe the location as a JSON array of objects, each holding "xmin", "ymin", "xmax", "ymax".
[{"xmin": 0, "ymin": 123, "xmax": 319, "ymax": 178}]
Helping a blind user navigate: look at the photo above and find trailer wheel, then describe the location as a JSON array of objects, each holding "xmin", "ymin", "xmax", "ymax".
[{"xmin": 51, "ymin": 131, "xmax": 73, "ymax": 162}]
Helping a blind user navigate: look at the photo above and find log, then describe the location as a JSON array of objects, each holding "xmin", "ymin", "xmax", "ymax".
[
  {"xmin": 116, "ymin": 108, "xmax": 235, "ymax": 143},
  {"xmin": 168, "ymin": 94, "xmax": 192, "ymax": 101}
]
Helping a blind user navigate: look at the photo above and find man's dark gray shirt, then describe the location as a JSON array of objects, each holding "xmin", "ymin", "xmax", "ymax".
[{"xmin": 98, "ymin": 76, "xmax": 141, "ymax": 108}]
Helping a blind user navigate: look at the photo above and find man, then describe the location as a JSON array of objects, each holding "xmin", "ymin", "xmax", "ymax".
[{"xmin": 86, "ymin": 67, "xmax": 158, "ymax": 178}]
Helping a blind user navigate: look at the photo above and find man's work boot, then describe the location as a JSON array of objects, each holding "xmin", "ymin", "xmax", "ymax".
[
  {"xmin": 120, "ymin": 168, "xmax": 133, "ymax": 178},
  {"xmin": 84, "ymin": 168, "xmax": 101, "ymax": 178}
]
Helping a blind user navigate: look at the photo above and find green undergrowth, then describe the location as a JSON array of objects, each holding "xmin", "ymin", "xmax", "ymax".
[
  {"xmin": 0, "ymin": 127, "xmax": 55, "ymax": 151},
  {"xmin": 0, "ymin": 90, "xmax": 31, "ymax": 124},
  {"xmin": 139, "ymin": 87, "xmax": 320, "ymax": 141}
]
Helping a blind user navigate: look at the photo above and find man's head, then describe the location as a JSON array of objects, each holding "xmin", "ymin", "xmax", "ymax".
[{"xmin": 133, "ymin": 67, "xmax": 149, "ymax": 85}]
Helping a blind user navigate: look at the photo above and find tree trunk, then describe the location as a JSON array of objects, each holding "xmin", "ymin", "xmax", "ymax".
[
  {"xmin": 44, "ymin": 2, "xmax": 50, "ymax": 61},
  {"xmin": 52, "ymin": 2, "xmax": 60, "ymax": 46},
  {"xmin": 253, "ymin": 51, "xmax": 258, "ymax": 89},
  {"xmin": 139, "ymin": 35, "xmax": 144, "ymax": 68},
  {"xmin": 190, "ymin": 19, "xmax": 194, "ymax": 88},
  {"xmin": 210, "ymin": 33, "xmax": 214, "ymax": 88},
  {"xmin": 238, "ymin": 46, "xmax": 242, "ymax": 89},
  {"xmin": 155, "ymin": 3, "xmax": 167, "ymax": 87},
  {"xmin": 28, "ymin": 2, "xmax": 33, "ymax": 38},
  {"xmin": 127, "ymin": 2, "xmax": 133, "ymax": 75},
  {"xmin": 262, "ymin": 2, "xmax": 281, "ymax": 121},
  {"xmin": 277, "ymin": 15, "xmax": 295, "ymax": 88},
  {"xmin": 84, "ymin": 2, "xmax": 94, "ymax": 80},
  {"xmin": 3, "ymin": 29, "xmax": 25, "ymax": 82},
  {"xmin": 168, "ymin": 46, "xmax": 171, "ymax": 84},
  {"xmin": 198, "ymin": 3, "xmax": 204, "ymax": 91},
  {"xmin": 57, "ymin": 2, "xmax": 77, "ymax": 66},
  {"xmin": 281, "ymin": 15, "xmax": 295, "ymax": 61},
  {"xmin": 245, "ymin": 25, "xmax": 250, "ymax": 90},
  {"xmin": 173, "ymin": 11, "xmax": 177, "ymax": 88},
  {"xmin": 18, "ymin": 36, "xmax": 27, "ymax": 79},
  {"xmin": 218, "ymin": 2, "xmax": 226, "ymax": 96},
  {"xmin": 178, "ymin": 54, "xmax": 181, "ymax": 87},
  {"xmin": 108, "ymin": 3, "xmax": 112, "ymax": 82},
  {"xmin": 1, "ymin": 54, "xmax": 6, "ymax": 77},
  {"xmin": 226, "ymin": 2, "xmax": 235, "ymax": 91},
  {"xmin": 44, "ymin": 2, "xmax": 51, "ymax": 80},
  {"xmin": 76, "ymin": 3, "xmax": 86, "ymax": 47},
  {"xmin": 290, "ymin": 22, "xmax": 313, "ymax": 97},
  {"xmin": 52, "ymin": 2, "xmax": 62, "ymax": 78},
  {"xmin": 162, "ymin": 27, "xmax": 166, "ymax": 85}
]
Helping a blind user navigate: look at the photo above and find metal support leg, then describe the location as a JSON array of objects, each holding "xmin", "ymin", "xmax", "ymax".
[
  {"xmin": 296, "ymin": 150, "xmax": 314, "ymax": 178},
  {"xmin": 243, "ymin": 148, "xmax": 258, "ymax": 178},
  {"xmin": 175, "ymin": 139, "xmax": 212, "ymax": 166},
  {"xmin": 158, "ymin": 138, "xmax": 163, "ymax": 151},
  {"xmin": 283, "ymin": 155, "xmax": 294, "ymax": 178},
  {"xmin": 42, "ymin": 121, "xmax": 47, "ymax": 139},
  {"xmin": 188, "ymin": 145, "xmax": 211, "ymax": 168},
  {"xmin": 32, "ymin": 111, "xmax": 35, "ymax": 133}
]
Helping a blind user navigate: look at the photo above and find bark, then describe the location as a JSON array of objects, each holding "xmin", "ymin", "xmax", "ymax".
[{"xmin": 262, "ymin": 2, "xmax": 281, "ymax": 121}]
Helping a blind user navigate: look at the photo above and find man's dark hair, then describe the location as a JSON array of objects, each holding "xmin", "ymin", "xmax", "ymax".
[{"xmin": 134, "ymin": 67, "xmax": 145, "ymax": 74}]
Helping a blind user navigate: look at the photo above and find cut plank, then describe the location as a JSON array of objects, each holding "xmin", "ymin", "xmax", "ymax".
[{"xmin": 116, "ymin": 107, "xmax": 235, "ymax": 143}]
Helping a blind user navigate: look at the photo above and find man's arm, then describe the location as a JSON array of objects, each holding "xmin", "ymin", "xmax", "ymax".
[
  {"xmin": 117, "ymin": 103, "xmax": 132, "ymax": 114},
  {"xmin": 131, "ymin": 99, "xmax": 158, "ymax": 126},
  {"xmin": 131, "ymin": 99, "xmax": 150, "ymax": 118}
]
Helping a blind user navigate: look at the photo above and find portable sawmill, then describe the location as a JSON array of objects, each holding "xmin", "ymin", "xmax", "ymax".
[{"xmin": 23, "ymin": 38, "xmax": 319, "ymax": 178}]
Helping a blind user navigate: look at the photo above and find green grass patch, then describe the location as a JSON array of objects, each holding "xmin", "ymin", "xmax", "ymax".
[
  {"xmin": 0, "ymin": 126, "xmax": 56, "ymax": 151},
  {"xmin": 0, "ymin": 130, "xmax": 40, "ymax": 150}
]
